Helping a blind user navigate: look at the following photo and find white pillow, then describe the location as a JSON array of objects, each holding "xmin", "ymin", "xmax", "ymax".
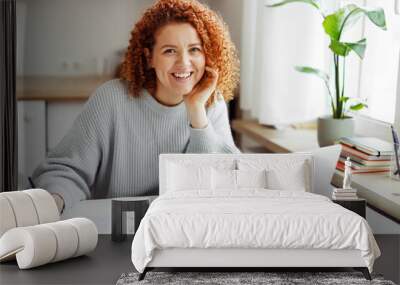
[
  {"xmin": 211, "ymin": 168, "xmax": 268, "ymax": 190},
  {"xmin": 266, "ymin": 162, "xmax": 308, "ymax": 191},
  {"xmin": 211, "ymin": 168, "xmax": 236, "ymax": 190},
  {"xmin": 167, "ymin": 162, "xmax": 212, "ymax": 191},
  {"xmin": 236, "ymin": 169, "xmax": 268, "ymax": 188}
]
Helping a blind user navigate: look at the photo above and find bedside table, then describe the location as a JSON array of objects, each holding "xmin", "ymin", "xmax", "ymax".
[
  {"xmin": 111, "ymin": 195, "xmax": 158, "ymax": 242},
  {"xmin": 332, "ymin": 198, "xmax": 366, "ymax": 218}
]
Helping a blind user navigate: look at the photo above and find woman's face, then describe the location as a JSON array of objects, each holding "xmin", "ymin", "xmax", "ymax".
[{"xmin": 148, "ymin": 22, "xmax": 206, "ymax": 103}]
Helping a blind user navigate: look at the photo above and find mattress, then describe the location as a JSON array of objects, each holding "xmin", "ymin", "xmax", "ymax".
[{"xmin": 131, "ymin": 189, "xmax": 380, "ymax": 273}]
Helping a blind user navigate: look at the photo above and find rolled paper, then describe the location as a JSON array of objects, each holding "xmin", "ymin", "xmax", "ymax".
[
  {"xmin": 0, "ymin": 196, "xmax": 17, "ymax": 237},
  {"xmin": 0, "ymin": 189, "xmax": 97, "ymax": 269},
  {"xmin": 0, "ymin": 189, "xmax": 59, "ymax": 239},
  {"xmin": 0, "ymin": 226, "xmax": 57, "ymax": 269},
  {"xmin": 64, "ymin": 218, "xmax": 98, "ymax": 257},
  {"xmin": 0, "ymin": 192, "xmax": 39, "ymax": 227},
  {"xmin": 0, "ymin": 218, "xmax": 98, "ymax": 269},
  {"xmin": 23, "ymin": 189, "xmax": 59, "ymax": 224},
  {"xmin": 42, "ymin": 221, "xmax": 79, "ymax": 262}
]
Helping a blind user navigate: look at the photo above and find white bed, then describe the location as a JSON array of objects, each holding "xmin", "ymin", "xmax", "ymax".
[{"xmin": 131, "ymin": 148, "xmax": 380, "ymax": 280}]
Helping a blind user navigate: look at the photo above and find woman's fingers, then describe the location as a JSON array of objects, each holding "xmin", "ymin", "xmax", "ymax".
[
  {"xmin": 184, "ymin": 66, "xmax": 219, "ymax": 107},
  {"xmin": 204, "ymin": 67, "xmax": 219, "ymax": 88},
  {"xmin": 205, "ymin": 66, "xmax": 218, "ymax": 79}
]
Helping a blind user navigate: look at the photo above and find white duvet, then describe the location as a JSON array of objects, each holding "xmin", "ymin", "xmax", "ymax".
[{"xmin": 131, "ymin": 189, "xmax": 380, "ymax": 273}]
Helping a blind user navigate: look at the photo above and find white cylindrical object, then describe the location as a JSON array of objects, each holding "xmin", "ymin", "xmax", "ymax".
[
  {"xmin": 0, "ymin": 218, "xmax": 98, "ymax": 269},
  {"xmin": 43, "ymin": 221, "xmax": 79, "ymax": 262},
  {"xmin": 65, "ymin": 218, "xmax": 98, "ymax": 257},
  {"xmin": 0, "ymin": 226, "xmax": 57, "ymax": 269},
  {"xmin": 18, "ymin": 226, "xmax": 57, "ymax": 269},
  {"xmin": 23, "ymin": 189, "xmax": 59, "ymax": 224},
  {"xmin": 0, "ymin": 192, "xmax": 39, "ymax": 227},
  {"xmin": 0, "ymin": 190, "xmax": 97, "ymax": 269},
  {"xmin": 0, "ymin": 196, "xmax": 17, "ymax": 237}
]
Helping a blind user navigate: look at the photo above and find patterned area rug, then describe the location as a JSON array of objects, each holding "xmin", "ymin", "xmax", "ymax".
[{"xmin": 116, "ymin": 271, "xmax": 396, "ymax": 285}]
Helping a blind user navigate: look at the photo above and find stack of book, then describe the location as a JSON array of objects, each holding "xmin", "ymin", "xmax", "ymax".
[
  {"xmin": 336, "ymin": 137, "xmax": 393, "ymax": 174},
  {"xmin": 332, "ymin": 188, "xmax": 358, "ymax": 200}
]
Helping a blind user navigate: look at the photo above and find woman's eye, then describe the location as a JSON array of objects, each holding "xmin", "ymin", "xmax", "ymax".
[
  {"xmin": 164, "ymin": 49, "xmax": 175, "ymax": 54},
  {"xmin": 190, "ymin": 47, "xmax": 201, "ymax": 52}
]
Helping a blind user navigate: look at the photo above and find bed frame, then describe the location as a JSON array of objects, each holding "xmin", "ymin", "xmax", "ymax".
[
  {"xmin": 140, "ymin": 248, "xmax": 371, "ymax": 280},
  {"xmin": 138, "ymin": 149, "xmax": 372, "ymax": 281}
]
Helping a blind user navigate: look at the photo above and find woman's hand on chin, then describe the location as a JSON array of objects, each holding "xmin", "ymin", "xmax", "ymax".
[{"xmin": 184, "ymin": 67, "xmax": 218, "ymax": 129}]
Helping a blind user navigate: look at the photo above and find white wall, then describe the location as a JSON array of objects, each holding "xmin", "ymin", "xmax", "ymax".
[
  {"xmin": 16, "ymin": 0, "xmax": 236, "ymax": 77},
  {"xmin": 206, "ymin": 0, "xmax": 243, "ymax": 55},
  {"xmin": 17, "ymin": 0, "xmax": 154, "ymax": 76}
]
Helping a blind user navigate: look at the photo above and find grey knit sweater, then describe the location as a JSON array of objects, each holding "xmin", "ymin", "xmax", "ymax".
[{"xmin": 32, "ymin": 79, "xmax": 240, "ymax": 209}]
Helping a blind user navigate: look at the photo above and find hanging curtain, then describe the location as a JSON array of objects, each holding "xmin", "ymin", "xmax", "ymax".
[
  {"xmin": 240, "ymin": 0, "xmax": 330, "ymax": 126},
  {"xmin": 0, "ymin": 0, "xmax": 17, "ymax": 192}
]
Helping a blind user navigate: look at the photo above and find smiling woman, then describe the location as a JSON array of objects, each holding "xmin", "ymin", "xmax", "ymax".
[
  {"xmin": 142, "ymin": 22, "xmax": 210, "ymax": 128},
  {"xmin": 120, "ymin": 0, "xmax": 240, "ymax": 129},
  {"xmin": 120, "ymin": 0, "xmax": 239, "ymax": 105},
  {"xmin": 144, "ymin": 23, "xmax": 206, "ymax": 106},
  {"xmin": 31, "ymin": 0, "xmax": 241, "ymax": 212}
]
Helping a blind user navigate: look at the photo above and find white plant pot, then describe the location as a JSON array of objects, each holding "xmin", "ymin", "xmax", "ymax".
[{"xmin": 317, "ymin": 115, "xmax": 355, "ymax": 147}]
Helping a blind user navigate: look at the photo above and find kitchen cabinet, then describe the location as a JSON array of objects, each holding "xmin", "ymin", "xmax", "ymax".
[{"xmin": 17, "ymin": 76, "xmax": 110, "ymax": 187}]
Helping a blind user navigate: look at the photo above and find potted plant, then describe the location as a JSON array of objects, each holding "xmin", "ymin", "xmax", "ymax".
[{"xmin": 267, "ymin": 0, "xmax": 386, "ymax": 146}]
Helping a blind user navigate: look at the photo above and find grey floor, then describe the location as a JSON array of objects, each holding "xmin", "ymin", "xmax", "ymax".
[
  {"xmin": 373, "ymin": 235, "xmax": 400, "ymax": 284},
  {"xmin": 0, "ymin": 235, "xmax": 134, "ymax": 285},
  {"xmin": 0, "ymin": 235, "xmax": 398, "ymax": 285}
]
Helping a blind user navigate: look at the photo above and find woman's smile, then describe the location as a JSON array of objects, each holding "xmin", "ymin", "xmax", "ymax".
[{"xmin": 171, "ymin": 71, "xmax": 194, "ymax": 82}]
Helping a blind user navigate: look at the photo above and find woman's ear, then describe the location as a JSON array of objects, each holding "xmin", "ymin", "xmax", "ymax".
[{"xmin": 144, "ymin": 48, "xmax": 152, "ymax": 69}]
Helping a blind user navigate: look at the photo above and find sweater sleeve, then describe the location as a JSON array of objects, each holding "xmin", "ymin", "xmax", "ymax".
[
  {"xmin": 185, "ymin": 98, "xmax": 241, "ymax": 154},
  {"xmin": 31, "ymin": 85, "xmax": 111, "ymax": 210}
]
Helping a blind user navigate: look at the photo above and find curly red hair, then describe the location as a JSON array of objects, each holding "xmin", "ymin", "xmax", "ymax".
[{"xmin": 119, "ymin": 0, "xmax": 240, "ymax": 107}]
